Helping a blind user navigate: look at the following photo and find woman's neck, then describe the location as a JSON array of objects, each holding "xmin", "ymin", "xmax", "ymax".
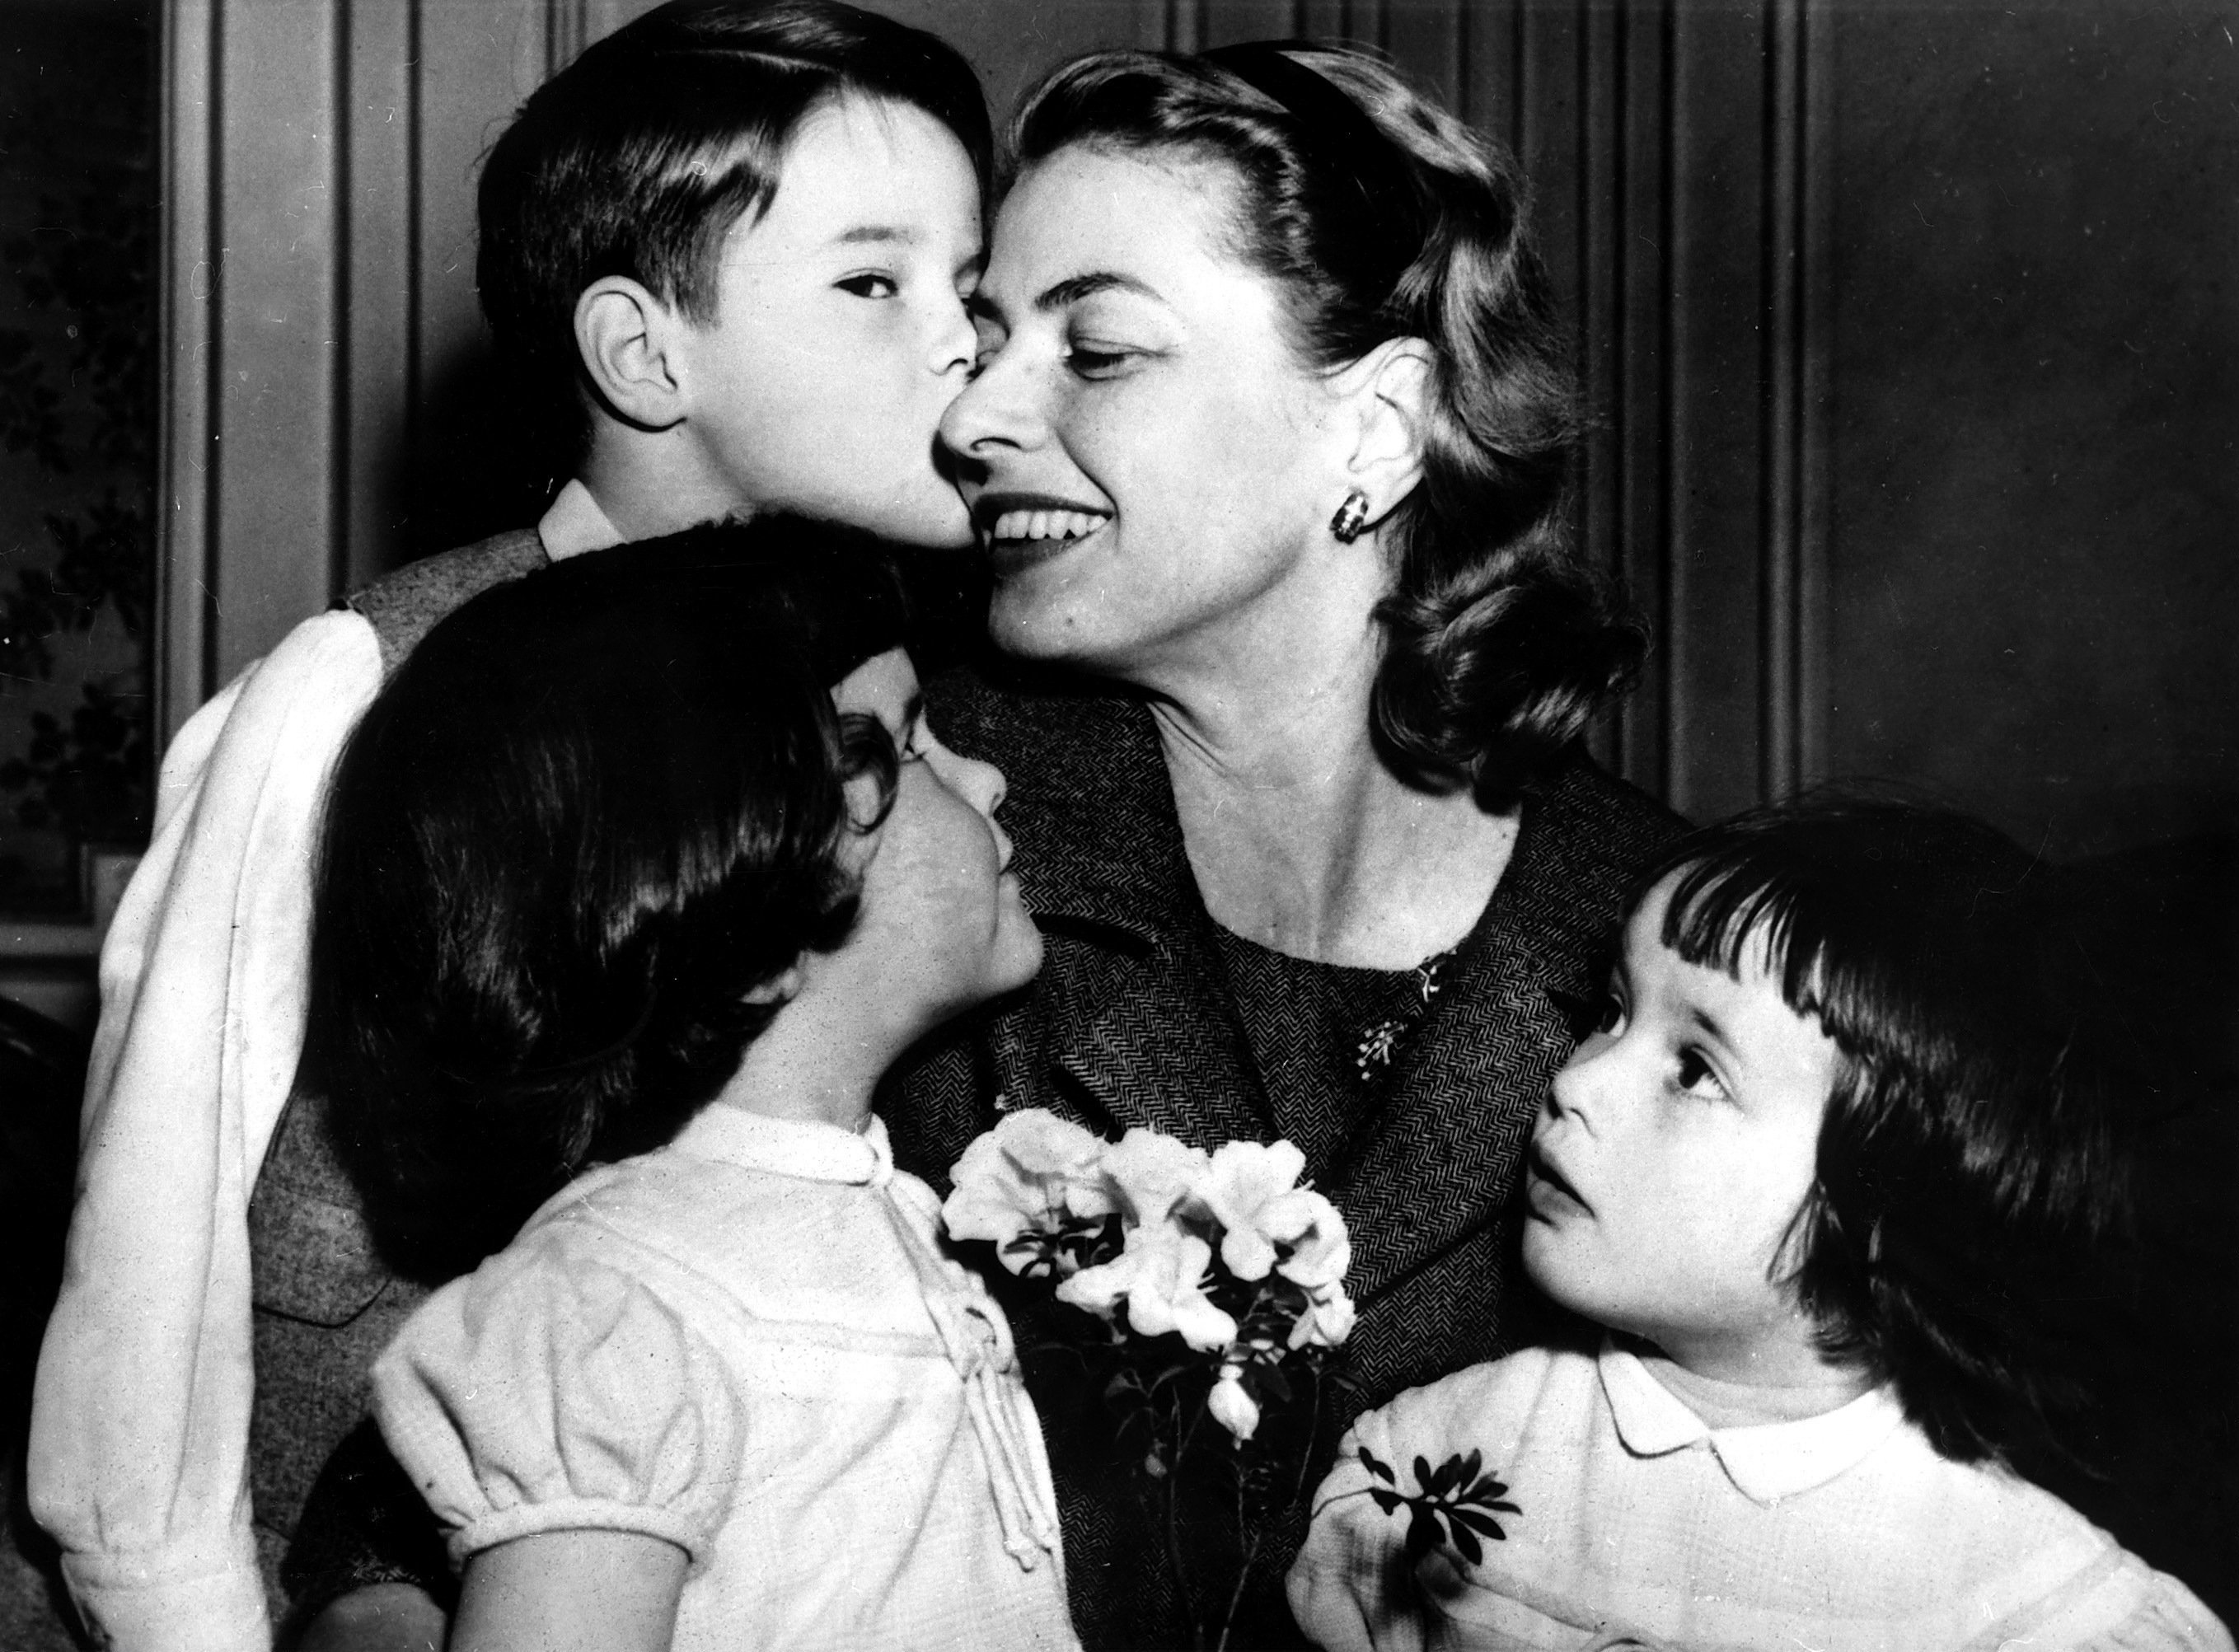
[{"xmin": 1146, "ymin": 625, "xmax": 1517, "ymax": 970}]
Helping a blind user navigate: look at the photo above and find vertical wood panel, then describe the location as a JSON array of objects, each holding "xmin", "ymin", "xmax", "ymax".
[
  {"xmin": 210, "ymin": 0, "xmax": 340, "ymax": 686},
  {"xmin": 410, "ymin": 0, "xmax": 550, "ymax": 556},
  {"xmin": 1665, "ymin": 2, "xmax": 1767, "ymax": 821},
  {"xmin": 1617, "ymin": 0, "xmax": 1673, "ymax": 797},
  {"xmin": 1798, "ymin": 0, "xmax": 1834, "ymax": 790},
  {"xmin": 1574, "ymin": 1, "xmax": 1622, "ymax": 770},
  {"xmin": 1461, "ymin": 0, "xmax": 1523, "ymax": 153},
  {"xmin": 159, "ymin": 0, "xmax": 217, "ymax": 741},
  {"xmin": 340, "ymin": 0, "xmax": 414, "ymax": 593},
  {"xmin": 1761, "ymin": 0, "xmax": 1804, "ymax": 798},
  {"xmin": 1201, "ymin": 1, "xmax": 1298, "ymax": 47},
  {"xmin": 1383, "ymin": 3, "xmax": 1462, "ymax": 110}
]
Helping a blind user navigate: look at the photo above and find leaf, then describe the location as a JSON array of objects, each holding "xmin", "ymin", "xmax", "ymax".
[
  {"xmin": 1449, "ymin": 1519, "xmax": 1483, "ymax": 1566},
  {"xmin": 1465, "ymin": 1475, "xmax": 1509, "ymax": 1504},
  {"xmin": 1450, "ymin": 1508, "xmax": 1507, "ymax": 1541},
  {"xmin": 1368, "ymin": 1488, "xmax": 1401, "ymax": 1516},
  {"xmin": 1412, "ymin": 1456, "xmax": 1435, "ymax": 1495},
  {"xmin": 1359, "ymin": 1447, "xmax": 1394, "ymax": 1483}
]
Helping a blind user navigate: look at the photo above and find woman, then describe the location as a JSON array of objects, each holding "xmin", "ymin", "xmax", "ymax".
[
  {"xmin": 885, "ymin": 40, "xmax": 1679, "ymax": 1650},
  {"xmin": 293, "ymin": 38, "xmax": 1677, "ymax": 1652}
]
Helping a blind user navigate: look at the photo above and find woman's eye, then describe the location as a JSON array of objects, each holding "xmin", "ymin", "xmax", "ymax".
[
  {"xmin": 836, "ymin": 273, "xmax": 899, "ymax": 299},
  {"xmin": 1064, "ymin": 340, "xmax": 1136, "ymax": 379},
  {"xmin": 1673, "ymin": 1048, "xmax": 1724, "ymax": 1100}
]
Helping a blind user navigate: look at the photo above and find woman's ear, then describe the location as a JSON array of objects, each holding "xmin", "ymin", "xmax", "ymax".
[
  {"xmin": 575, "ymin": 276, "xmax": 688, "ymax": 431},
  {"xmin": 1333, "ymin": 337, "xmax": 1435, "ymax": 534}
]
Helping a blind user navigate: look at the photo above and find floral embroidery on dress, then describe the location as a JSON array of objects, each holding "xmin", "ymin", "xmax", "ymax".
[{"xmin": 1353, "ymin": 950, "xmax": 1454, "ymax": 1085}]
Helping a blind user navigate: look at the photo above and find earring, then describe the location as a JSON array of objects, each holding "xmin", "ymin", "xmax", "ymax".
[{"xmin": 1329, "ymin": 488, "xmax": 1371, "ymax": 544}]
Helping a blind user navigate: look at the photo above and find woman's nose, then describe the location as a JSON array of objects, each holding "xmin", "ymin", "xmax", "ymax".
[{"xmin": 938, "ymin": 344, "xmax": 1039, "ymax": 461}]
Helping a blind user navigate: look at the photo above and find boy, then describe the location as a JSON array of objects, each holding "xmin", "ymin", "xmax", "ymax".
[{"xmin": 27, "ymin": 6, "xmax": 988, "ymax": 1647}]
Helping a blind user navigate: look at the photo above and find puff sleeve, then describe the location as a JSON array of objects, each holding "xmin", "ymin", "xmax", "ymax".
[
  {"xmin": 2064, "ymin": 1570, "xmax": 2234, "ymax": 1652},
  {"xmin": 371, "ymin": 1237, "xmax": 746, "ymax": 1573}
]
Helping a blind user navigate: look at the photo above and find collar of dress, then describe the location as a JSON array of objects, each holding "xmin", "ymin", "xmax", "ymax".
[
  {"xmin": 1597, "ymin": 1340, "xmax": 1909, "ymax": 1505},
  {"xmin": 930, "ymin": 668, "xmax": 1627, "ymax": 1012},
  {"xmin": 537, "ymin": 477, "xmax": 625, "ymax": 561},
  {"xmin": 667, "ymin": 1106, "xmax": 897, "ymax": 1188}
]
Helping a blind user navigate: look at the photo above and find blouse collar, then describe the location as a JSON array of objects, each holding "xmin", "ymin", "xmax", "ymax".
[
  {"xmin": 668, "ymin": 1105, "xmax": 895, "ymax": 1188},
  {"xmin": 1598, "ymin": 1341, "xmax": 1908, "ymax": 1505}
]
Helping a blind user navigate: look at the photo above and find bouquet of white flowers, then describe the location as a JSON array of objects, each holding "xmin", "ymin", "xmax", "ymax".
[{"xmin": 941, "ymin": 1109, "xmax": 1358, "ymax": 1649}]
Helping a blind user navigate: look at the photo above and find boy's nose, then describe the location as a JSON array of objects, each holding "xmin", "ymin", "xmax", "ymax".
[{"xmin": 929, "ymin": 293, "xmax": 976, "ymax": 380}]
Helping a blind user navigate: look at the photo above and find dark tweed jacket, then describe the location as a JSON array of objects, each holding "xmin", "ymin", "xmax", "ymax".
[{"xmin": 888, "ymin": 669, "xmax": 1684, "ymax": 1649}]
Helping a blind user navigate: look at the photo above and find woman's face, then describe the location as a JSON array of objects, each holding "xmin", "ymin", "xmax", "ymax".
[{"xmin": 939, "ymin": 143, "xmax": 1356, "ymax": 677}]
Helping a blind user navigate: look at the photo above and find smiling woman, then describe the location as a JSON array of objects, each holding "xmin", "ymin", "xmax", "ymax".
[{"xmin": 888, "ymin": 41, "xmax": 1682, "ymax": 1650}]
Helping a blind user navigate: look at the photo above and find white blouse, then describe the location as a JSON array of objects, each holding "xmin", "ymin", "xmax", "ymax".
[
  {"xmin": 1290, "ymin": 1342, "xmax": 2229, "ymax": 1652},
  {"xmin": 373, "ymin": 1110, "xmax": 1078, "ymax": 1652}
]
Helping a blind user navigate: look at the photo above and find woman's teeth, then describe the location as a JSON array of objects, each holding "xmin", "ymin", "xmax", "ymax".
[{"xmin": 989, "ymin": 508, "xmax": 1108, "ymax": 542}]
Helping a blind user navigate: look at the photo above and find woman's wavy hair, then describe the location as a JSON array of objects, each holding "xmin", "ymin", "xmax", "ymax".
[
  {"xmin": 309, "ymin": 518, "xmax": 909, "ymax": 1277},
  {"xmin": 1639, "ymin": 793, "xmax": 2129, "ymax": 1464},
  {"xmin": 1010, "ymin": 43, "xmax": 1644, "ymax": 807}
]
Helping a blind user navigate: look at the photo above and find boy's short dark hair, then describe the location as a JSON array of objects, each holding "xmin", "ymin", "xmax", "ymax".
[
  {"xmin": 477, "ymin": 0, "xmax": 991, "ymax": 455},
  {"xmin": 1637, "ymin": 793, "xmax": 2126, "ymax": 1464},
  {"xmin": 310, "ymin": 517, "xmax": 911, "ymax": 1277}
]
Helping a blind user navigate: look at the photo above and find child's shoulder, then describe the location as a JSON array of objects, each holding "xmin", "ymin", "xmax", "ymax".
[
  {"xmin": 345, "ymin": 524, "xmax": 550, "ymax": 672},
  {"xmin": 1351, "ymin": 1345, "xmax": 1599, "ymax": 1462}
]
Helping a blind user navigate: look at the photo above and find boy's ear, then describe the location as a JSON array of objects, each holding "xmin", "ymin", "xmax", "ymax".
[
  {"xmin": 575, "ymin": 275, "xmax": 688, "ymax": 431},
  {"xmin": 742, "ymin": 962, "xmax": 805, "ymax": 1009}
]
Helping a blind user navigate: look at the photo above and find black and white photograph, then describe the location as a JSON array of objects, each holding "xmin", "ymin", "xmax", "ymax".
[{"xmin": 2, "ymin": 2, "xmax": 2232, "ymax": 1649}]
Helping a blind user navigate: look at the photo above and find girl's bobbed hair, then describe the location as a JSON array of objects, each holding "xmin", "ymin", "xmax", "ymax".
[
  {"xmin": 1010, "ymin": 43, "xmax": 1644, "ymax": 807},
  {"xmin": 309, "ymin": 518, "xmax": 910, "ymax": 1276},
  {"xmin": 1640, "ymin": 793, "xmax": 2129, "ymax": 1464}
]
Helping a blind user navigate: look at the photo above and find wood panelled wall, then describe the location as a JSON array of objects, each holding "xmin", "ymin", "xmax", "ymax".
[{"xmin": 161, "ymin": 0, "xmax": 1824, "ymax": 823}]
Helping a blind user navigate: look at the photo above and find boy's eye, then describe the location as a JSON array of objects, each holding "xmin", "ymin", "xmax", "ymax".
[{"xmin": 836, "ymin": 272, "xmax": 899, "ymax": 299}]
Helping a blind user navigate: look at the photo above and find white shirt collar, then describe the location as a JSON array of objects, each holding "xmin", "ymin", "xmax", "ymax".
[
  {"xmin": 668, "ymin": 1106, "xmax": 895, "ymax": 1187},
  {"xmin": 1597, "ymin": 1341, "xmax": 1908, "ymax": 1505},
  {"xmin": 536, "ymin": 478, "xmax": 626, "ymax": 562}
]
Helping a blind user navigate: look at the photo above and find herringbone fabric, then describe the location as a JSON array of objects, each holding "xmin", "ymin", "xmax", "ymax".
[{"xmin": 888, "ymin": 667, "xmax": 1684, "ymax": 1650}]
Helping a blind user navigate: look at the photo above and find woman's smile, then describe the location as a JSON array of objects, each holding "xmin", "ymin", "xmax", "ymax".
[{"xmin": 971, "ymin": 489, "xmax": 1114, "ymax": 573}]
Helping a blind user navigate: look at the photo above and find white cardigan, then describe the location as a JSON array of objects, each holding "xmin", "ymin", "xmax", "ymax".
[{"xmin": 26, "ymin": 482, "xmax": 621, "ymax": 1652}]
